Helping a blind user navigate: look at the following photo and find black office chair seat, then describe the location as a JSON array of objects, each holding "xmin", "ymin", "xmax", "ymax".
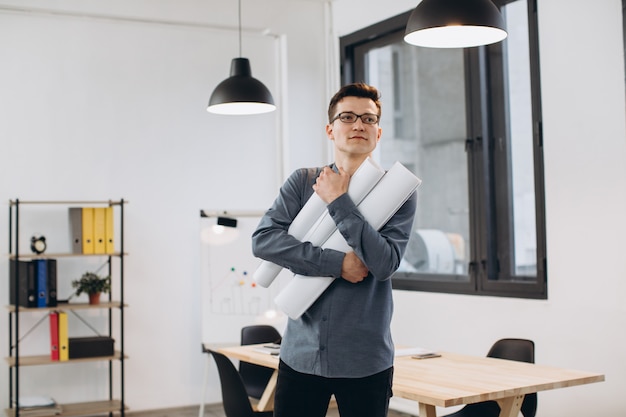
[{"xmin": 443, "ymin": 338, "xmax": 538, "ymax": 417}]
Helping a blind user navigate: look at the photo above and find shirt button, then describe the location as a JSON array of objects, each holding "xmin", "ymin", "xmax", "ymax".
[
  {"xmin": 322, "ymin": 316, "xmax": 328, "ymax": 321},
  {"xmin": 320, "ymin": 346, "xmax": 326, "ymax": 351}
]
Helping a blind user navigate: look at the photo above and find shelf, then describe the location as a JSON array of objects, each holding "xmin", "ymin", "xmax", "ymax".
[
  {"xmin": 9, "ymin": 252, "xmax": 127, "ymax": 260},
  {"xmin": 5, "ymin": 351, "xmax": 127, "ymax": 367},
  {"xmin": 5, "ymin": 399, "xmax": 127, "ymax": 417},
  {"xmin": 7, "ymin": 199, "xmax": 127, "ymax": 416},
  {"xmin": 9, "ymin": 200, "xmax": 127, "ymax": 206},
  {"xmin": 6, "ymin": 302, "xmax": 126, "ymax": 313}
]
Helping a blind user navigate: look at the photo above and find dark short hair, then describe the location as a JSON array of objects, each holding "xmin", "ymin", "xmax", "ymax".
[{"xmin": 327, "ymin": 82, "xmax": 382, "ymax": 123}]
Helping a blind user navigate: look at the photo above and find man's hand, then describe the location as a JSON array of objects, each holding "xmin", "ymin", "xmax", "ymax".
[
  {"xmin": 312, "ymin": 166, "xmax": 350, "ymax": 204},
  {"xmin": 341, "ymin": 251, "xmax": 369, "ymax": 283}
]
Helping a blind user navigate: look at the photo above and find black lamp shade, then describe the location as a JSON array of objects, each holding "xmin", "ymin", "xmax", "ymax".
[
  {"xmin": 207, "ymin": 57, "xmax": 276, "ymax": 115},
  {"xmin": 404, "ymin": 0, "xmax": 507, "ymax": 48}
]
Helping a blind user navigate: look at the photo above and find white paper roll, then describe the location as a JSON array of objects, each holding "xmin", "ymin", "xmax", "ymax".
[
  {"xmin": 253, "ymin": 157, "xmax": 385, "ymax": 288},
  {"xmin": 274, "ymin": 162, "xmax": 422, "ymax": 320}
]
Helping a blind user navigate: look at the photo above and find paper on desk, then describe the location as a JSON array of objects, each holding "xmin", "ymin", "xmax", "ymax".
[
  {"xmin": 254, "ymin": 157, "xmax": 385, "ymax": 288},
  {"xmin": 275, "ymin": 162, "xmax": 422, "ymax": 320},
  {"xmin": 253, "ymin": 346, "xmax": 280, "ymax": 356}
]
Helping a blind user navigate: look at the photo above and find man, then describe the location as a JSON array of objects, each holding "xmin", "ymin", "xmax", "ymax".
[{"xmin": 252, "ymin": 83, "xmax": 417, "ymax": 417}]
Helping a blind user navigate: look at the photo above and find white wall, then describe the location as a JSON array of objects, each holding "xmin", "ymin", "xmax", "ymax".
[
  {"xmin": 330, "ymin": 0, "xmax": 626, "ymax": 416},
  {"xmin": 0, "ymin": 0, "xmax": 625, "ymax": 416},
  {"xmin": 0, "ymin": 0, "xmax": 329, "ymax": 411}
]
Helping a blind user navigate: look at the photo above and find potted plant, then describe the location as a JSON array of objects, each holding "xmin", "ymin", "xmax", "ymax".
[{"xmin": 71, "ymin": 272, "xmax": 111, "ymax": 305}]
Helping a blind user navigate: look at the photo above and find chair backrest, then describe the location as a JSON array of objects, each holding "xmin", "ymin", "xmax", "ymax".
[
  {"xmin": 239, "ymin": 325, "xmax": 281, "ymax": 399},
  {"xmin": 209, "ymin": 349, "xmax": 256, "ymax": 417},
  {"xmin": 487, "ymin": 338, "xmax": 537, "ymax": 417},
  {"xmin": 241, "ymin": 325, "xmax": 282, "ymax": 346},
  {"xmin": 487, "ymin": 338, "xmax": 534, "ymax": 363}
]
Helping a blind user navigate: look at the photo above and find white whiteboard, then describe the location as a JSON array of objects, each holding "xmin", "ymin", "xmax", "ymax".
[{"xmin": 200, "ymin": 212, "xmax": 289, "ymax": 345}]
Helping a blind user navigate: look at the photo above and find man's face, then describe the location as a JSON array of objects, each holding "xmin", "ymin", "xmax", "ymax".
[{"xmin": 326, "ymin": 96, "xmax": 382, "ymax": 158}]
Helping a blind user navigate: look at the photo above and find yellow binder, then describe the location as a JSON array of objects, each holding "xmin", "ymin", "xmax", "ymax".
[
  {"xmin": 105, "ymin": 206, "xmax": 115, "ymax": 254},
  {"xmin": 58, "ymin": 311, "xmax": 69, "ymax": 361},
  {"xmin": 81, "ymin": 207, "xmax": 95, "ymax": 254},
  {"xmin": 93, "ymin": 208, "xmax": 106, "ymax": 254}
]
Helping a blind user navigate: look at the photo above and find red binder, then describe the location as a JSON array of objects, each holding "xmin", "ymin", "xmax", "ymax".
[{"xmin": 49, "ymin": 311, "xmax": 59, "ymax": 361}]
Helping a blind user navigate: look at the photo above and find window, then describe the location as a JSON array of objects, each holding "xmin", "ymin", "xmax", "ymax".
[{"xmin": 340, "ymin": 0, "xmax": 546, "ymax": 298}]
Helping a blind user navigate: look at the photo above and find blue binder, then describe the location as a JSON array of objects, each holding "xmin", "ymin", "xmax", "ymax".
[{"xmin": 35, "ymin": 259, "xmax": 48, "ymax": 308}]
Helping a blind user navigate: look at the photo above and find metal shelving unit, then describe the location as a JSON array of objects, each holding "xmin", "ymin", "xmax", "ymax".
[{"xmin": 5, "ymin": 199, "xmax": 127, "ymax": 417}]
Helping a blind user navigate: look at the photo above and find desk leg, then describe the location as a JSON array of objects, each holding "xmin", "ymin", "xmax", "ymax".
[
  {"xmin": 497, "ymin": 395, "xmax": 524, "ymax": 417},
  {"xmin": 255, "ymin": 370, "xmax": 279, "ymax": 412},
  {"xmin": 419, "ymin": 403, "xmax": 437, "ymax": 417},
  {"xmin": 198, "ymin": 353, "xmax": 211, "ymax": 417}
]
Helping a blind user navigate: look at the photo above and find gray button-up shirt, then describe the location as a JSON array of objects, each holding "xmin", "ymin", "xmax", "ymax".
[{"xmin": 252, "ymin": 164, "xmax": 417, "ymax": 378}]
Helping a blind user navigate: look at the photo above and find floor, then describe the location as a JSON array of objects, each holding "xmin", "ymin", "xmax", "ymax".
[{"xmin": 128, "ymin": 403, "xmax": 416, "ymax": 417}]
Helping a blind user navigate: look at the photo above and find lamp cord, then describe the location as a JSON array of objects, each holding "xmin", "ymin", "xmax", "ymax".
[{"xmin": 238, "ymin": 0, "xmax": 242, "ymax": 57}]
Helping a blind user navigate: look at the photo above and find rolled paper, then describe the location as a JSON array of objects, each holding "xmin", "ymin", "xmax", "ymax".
[
  {"xmin": 253, "ymin": 157, "xmax": 385, "ymax": 288},
  {"xmin": 274, "ymin": 161, "xmax": 422, "ymax": 320}
]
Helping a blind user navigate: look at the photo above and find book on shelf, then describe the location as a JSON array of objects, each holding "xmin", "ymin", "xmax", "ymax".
[
  {"xmin": 93, "ymin": 207, "xmax": 106, "ymax": 254},
  {"xmin": 82, "ymin": 207, "xmax": 95, "ymax": 254},
  {"xmin": 10, "ymin": 259, "xmax": 57, "ymax": 308},
  {"xmin": 46, "ymin": 259, "xmax": 57, "ymax": 307},
  {"xmin": 69, "ymin": 206, "xmax": 115, "ymax": 254},
  {"xmin": 9, "ymin": 259, "xmax": 37, "ymax": 308},
  {"xmin": 49, "ymin": 312, "xmax": 59, "ymax": 361},
  {"xmin": 15, "ymin": 396, "xmax": 62, "ymax": 417},
  {"xmin": 58, "ymin": 311, "xmax": 69, "ymax": 361},
  {"xmin": 16, "ymin": 406, "xmax": 63, "ymax": 417},
  {"xmin": 35, "ymin": 259, "xmax": 47, "ymax": 308},
  {"xmin": 68, "ymin": 207, "xmax": 83, "ymax": 254},
  {"xmin": 16, "ymin": 395, "xmax": 55, "ymax": 408},
  {"xmin": 104, "ymin": 206, "xmax": 115, "ymax": 254}
]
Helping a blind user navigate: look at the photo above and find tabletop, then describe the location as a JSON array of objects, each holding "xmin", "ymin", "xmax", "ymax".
[
  {"xmin": 214, "ymin": 344, "xmax": 605, "ymax": 417},
  {"xmin": 391, "ymin": 351, "xmax": 604, "ymax": 407}
]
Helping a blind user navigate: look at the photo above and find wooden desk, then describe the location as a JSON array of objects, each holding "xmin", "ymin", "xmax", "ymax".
[{"xmin": 215, "ymin": 344, "xmax": 604, "ymax": 417}]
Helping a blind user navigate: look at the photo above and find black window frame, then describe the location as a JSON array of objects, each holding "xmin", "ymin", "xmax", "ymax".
[{"xmin": 339, "ymin": 0, "xmax": 546, "ymax": 299}]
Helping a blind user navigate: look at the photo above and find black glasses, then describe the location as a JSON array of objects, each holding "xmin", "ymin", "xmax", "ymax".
[{"xmin": 330, "ymin": 112, "xmax": 380, "ymax": 125}]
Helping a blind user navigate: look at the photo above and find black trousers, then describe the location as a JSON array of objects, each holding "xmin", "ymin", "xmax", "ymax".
[{"xmin": 273, "ymin": 360, "xmax": 394, "ymax": 417}]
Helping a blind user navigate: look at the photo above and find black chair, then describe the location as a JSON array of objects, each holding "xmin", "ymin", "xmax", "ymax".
[
  {"xmin": 209, "ymin": 349, "xmax": 274, "ymax": 417},
  {"xmin": 444, "ymin": 338, "xmax": 538, "ymax": 417},
  {"xmin": 239, "ymin": 325, "xmax": 281, "ymax": 399}
]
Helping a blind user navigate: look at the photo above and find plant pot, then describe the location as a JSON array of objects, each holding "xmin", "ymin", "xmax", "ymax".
[{"xmin": 88, "ymin": 292, "xmax": 101, "ymax": 305}]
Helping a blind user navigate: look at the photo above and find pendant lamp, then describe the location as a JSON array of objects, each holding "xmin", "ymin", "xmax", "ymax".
[
  {"xmin": 207, "ymin": 0, "xmax": 276, "ymax": 115},
  {"xmin": 199, "ymin": 212, "xmax": 240, "ymax": 246},
  {"xmin": 404, "ymin": 0, "xmax": 508, "ymax": 48}
]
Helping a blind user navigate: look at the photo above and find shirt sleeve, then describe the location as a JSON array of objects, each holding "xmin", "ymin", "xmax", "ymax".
[
  {"xmin": 327, "ymin": 189, "xmax": 417, "ymax": 281},
  {"xmin": 252, "ymin": 166, "xmax": 418, "ymax": 281},
  {"xmin": 251, "ymin": 168, "xmax": 346, "ymax": 278}
]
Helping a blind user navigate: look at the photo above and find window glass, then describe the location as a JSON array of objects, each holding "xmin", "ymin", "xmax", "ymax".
[
  {"xmin": 503, "ymin": 1, "xmax": 537, "ymax": 276},
  {"xmin": 361, "ymin": 41, "xmax": 470, "ymax": 280},
  {"xmin": 341, "ymin": 0, "xmax": 546, "ymax": 298}
]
